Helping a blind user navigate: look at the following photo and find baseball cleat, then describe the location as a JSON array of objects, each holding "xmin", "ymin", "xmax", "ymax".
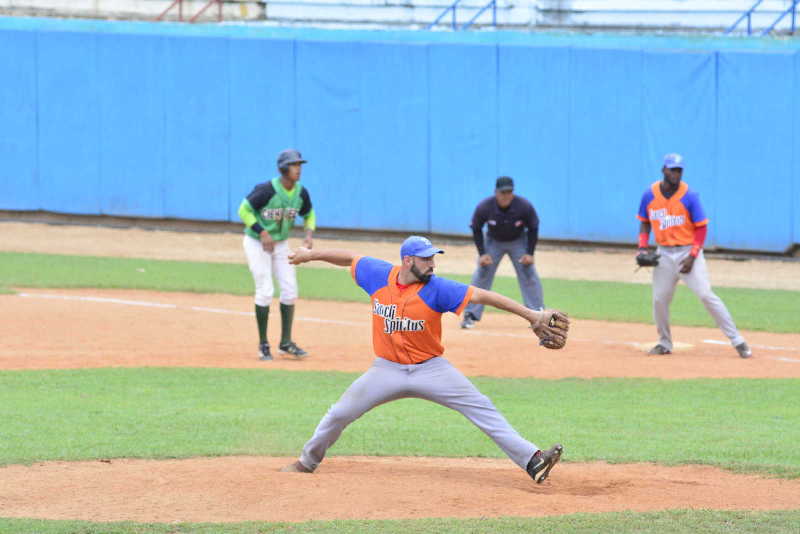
[
  {"xmin": 526, "ymin": 444, "xmax": 563, "ymax": 484},
  {"xmin": 279, "ymin": 341, "xmax": 308, "ymax": 359},
  {"xmin": 460, "ymin": 312, "xmax": 477, "ymax": 329},
  {"xmin": 258, "ymin": 342, "xmax": 273, "ymax": 361},
  {"xmin": 647, "ymin": 344, "xmax": 671, "ymax": 356},
  {"xmin": 280, "ymin": 460, "xmax": 312, "ymax": 473},
  {"xmin": 735, "ymin": 342, "xmax": 753, "ymax": 359}
]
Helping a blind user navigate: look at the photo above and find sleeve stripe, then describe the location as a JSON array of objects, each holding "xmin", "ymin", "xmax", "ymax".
[
  {"xmin": 350, "ymin": 255, "xmax": 363, "ymax": 282},
  {"xmin": 455, "ymin": 286, "xmax": 475, "ymax": 316}
]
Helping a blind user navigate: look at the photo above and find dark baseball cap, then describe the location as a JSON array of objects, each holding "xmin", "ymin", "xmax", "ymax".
[
  {"xmin": 277, "ymin": 149, "xmax": 307, "ymax": 170},
  {"xmin": 400, "ymin": 236, "xmax": 444, "ymax": 259},
  {"xmin": 495, "ymin": 176, "xmax": 514, "ymax": 192}
]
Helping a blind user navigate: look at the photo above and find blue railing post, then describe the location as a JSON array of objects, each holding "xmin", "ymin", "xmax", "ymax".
[
  {"xmin": 429, "ymin": 0, "xmax": 497, "ymax": 31},
  {"xmin": 725, "ymin": 0, "xmax": 765, "ymax": 35}
]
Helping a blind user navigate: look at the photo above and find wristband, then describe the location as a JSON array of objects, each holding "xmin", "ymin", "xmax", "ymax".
[
  {"xmin": 638, "ymin": 233, "xmax": 649, "ymax": 249},
  {"xmin": 690, "ymin": 245, "xmax": 700, "ymax": 258}
]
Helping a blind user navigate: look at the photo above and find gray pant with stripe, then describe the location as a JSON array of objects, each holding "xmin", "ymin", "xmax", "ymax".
[
  {"xmin": 653, "ymin": 245, "xmax": 745, "ymax": 350},
  {"xmin": 298, "ymin": 356, "xmax": 538, "ymax": 472}
]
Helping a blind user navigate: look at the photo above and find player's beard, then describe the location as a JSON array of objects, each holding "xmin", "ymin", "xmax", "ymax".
[{"xmin": 410, "ymin": 263, "xmax": 433, "ymax": 284}]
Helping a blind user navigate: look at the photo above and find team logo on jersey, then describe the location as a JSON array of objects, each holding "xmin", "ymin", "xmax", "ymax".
[
  {"xmin": 373, "ymin": 299, "xmax": 425, "ymax": 334},
  {"xmin": 261, "ymin": 207, "xmax": 298, "ymax": 221},
  {"xmin": 649, "ymin": 208, "xmax": 685, "ymax": 230}
]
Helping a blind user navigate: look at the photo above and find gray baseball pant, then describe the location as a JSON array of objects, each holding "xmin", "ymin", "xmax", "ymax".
[
  {"xmin": 464, "ymin": 234, "xmax": 544, "ymax": 321},
  {"xmin": 653, "ymin": 245, "xmax": 745, "ymax": 351},
  {"xmin": 298, "ymin": 356, "xmax": 538, "ymax": 472}
]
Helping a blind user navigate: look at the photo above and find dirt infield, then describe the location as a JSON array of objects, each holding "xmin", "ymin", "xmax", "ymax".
[
  {"xmin": 2, "ymin": 289, "xmax": 800, "ymax": 522},
  {"xmin": 1, "ymin": 222, "xmax": 799, "ymax": 523},
  {"xmin": 4, "ymin": 457, "xmax": 800, "ymax": 523}
]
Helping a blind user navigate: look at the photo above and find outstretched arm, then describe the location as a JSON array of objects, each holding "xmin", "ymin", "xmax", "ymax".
[
  {"xmin": 470, "ymin": 287, "xmax": 570, "ymax": 349},
  {"xmin": 470, "ymin": 287, "xmax": 542, "ymax": 326},
  {"xmin": 288, "ymin": 247, "xmax": 355, "ymax": 267}
]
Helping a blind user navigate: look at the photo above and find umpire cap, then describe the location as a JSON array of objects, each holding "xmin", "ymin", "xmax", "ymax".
[
  {"xmin": 277, "ymin": 149, "xmax": 307, "ymax": 170},
  {"xmin": 495, "ymin": 176, "xmax": 514, "ymax": 192}
]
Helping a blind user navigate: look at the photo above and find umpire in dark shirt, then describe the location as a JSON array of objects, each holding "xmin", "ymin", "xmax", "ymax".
[{"xmin": 461, "ymin": 176, "xmax": 544, "ymax": 329}]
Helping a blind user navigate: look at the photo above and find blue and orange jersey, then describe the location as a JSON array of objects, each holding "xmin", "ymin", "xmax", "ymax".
[
  {"xmin": 350, "ymin": 256, "xmax": 474, "ymax": 364},
  {"xmin": 637, "ymin": 181, "xmax": 708, "ymax": 246}
]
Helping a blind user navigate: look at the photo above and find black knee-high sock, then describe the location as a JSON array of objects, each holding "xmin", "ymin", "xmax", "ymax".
[
  {"xmin": 255, "ymin": 304, "xmax": 269, "ymax": 344},
  {"xmin": 280, "ymin": 303, "xmax": 294, "ymax": 345}
]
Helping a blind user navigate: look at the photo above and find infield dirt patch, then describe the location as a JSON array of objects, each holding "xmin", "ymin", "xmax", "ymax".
[{"xmin": 3, "ymin": 456, "xmax": 800, "ymax": 523}]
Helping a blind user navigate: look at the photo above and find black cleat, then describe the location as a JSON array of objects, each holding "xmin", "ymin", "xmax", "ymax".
[
  {"xmin": 526, "ymin": 444, "xmax": 563, "ymax": 484},
  {"xmin": 647, "ymin": 344, "xmax": 672, "ymax": 356},
  {"xmin": 279, "ymin": 341, "xmax": 308, "ymax": 359},
  {"xmin": 258, "ymin": 342, "xmax": 273, "ymax": 361},
  {"xmin": 735, "ymin": 342, "xmax": 753, "ymax": 359},
  {"xmin": 460, "ymin": 312, "xmax": 477, "ymax": 329}
]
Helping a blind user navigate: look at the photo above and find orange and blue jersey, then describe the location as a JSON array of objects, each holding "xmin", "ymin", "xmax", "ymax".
[
  {"xmin": 350, "ymin": 256, "xmax": 474, "ymax": 364},
  {"xmin": 637, "ymin": 181, "xmax": 708, "ymax": 246}
]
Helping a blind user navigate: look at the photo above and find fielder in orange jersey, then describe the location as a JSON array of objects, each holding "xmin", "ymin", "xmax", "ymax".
[
  {"xmin": 637, "ymin": 153, "xmax": 751, "ymax": 358},
  {"xmin": 279, "ymin": 235, "xmax": 566, "ymax": 484}
]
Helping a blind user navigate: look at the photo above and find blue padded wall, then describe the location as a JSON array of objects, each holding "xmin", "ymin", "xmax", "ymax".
[
  {"xmin": 161, "ymin": 36, "xmax": 230, "ymax": 221},
  {"xmin": 1, "ymin": 18, "xmax": 798, "ymax": 253},
  {"xmin": 37, "ymin": 31, "xmax": 101, "ymax": 215},
  {"xmin": 0, "ymin": 30, "xmax": 38, "ymax": 210},
  {"xmin": 640, "ymin": 50, "xmax": 718, "ymax": 243},
  {"xmin": 497, "ymin": 46, "xmax": 571, "ymax": 239},
  {"xmin": 717, "ymin": 51, "xmax": 795, "ymax": 251},
  {"xmin": 428, "ymin": 43, "xmax": 498, "ymax": 235},
  {"xmin": 228, "ymin": 38, "xmax": 296, "ymax": 220},
  {"xmin": 97, "ymin": 33, "xmax": 166, "ymax": 218}
]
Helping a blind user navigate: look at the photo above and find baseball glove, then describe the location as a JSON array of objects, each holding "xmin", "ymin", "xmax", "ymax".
[
  {"xmin": 636, "ymin": 250, "xmax": 660, "ymax": 268},
  {"xmin": 532, "ymin": 310, "xmax": 569, "ymax": 350}
]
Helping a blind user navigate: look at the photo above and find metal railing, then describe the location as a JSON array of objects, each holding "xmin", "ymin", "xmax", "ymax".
[
  {"xmin": 726, "ymin": 0, "xmax": 799, "ymax": 35},
  {"xmin": 156, "ymin": 0, "xmax": 223, "ymax": 22},
  {"xmin": 427, "ymin": 0, "xmax": 497, "ymax": 30},
  {"xmin": 762, "ymin": 0, "xmax": 799, "ymax": 34}
]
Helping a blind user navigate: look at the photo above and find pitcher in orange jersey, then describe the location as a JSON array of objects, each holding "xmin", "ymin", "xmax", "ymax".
[
  {"xmin": 278, "ymin": 236, "xmax": 566, "ymax": 484},
  {"xmin": 637, "ymin": 153, "xmax": 751, "ymax": 358}
]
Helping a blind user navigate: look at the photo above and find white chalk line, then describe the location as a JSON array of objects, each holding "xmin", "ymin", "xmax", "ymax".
[
  {"xmin": 18, "ymin": 292, "xmax": 361, "ymax": 327},
  {"xmin": 15, "ymin": 292, "xmax": 800, "ymax": 360}
]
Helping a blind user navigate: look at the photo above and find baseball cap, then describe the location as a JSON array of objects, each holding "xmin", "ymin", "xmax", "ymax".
[
  {"xmin": 663, "ymin": 153, "xmax": 684, "ymax": 169},
  {"xmin": 400, "ymin": 236, "xmax": 444, "ymax": 259},
  {"xmin": 495, "ymin": 176, "xmax": 514, "ymax": 192},
  {"xmin": 277, "ymin": 149, "xmax": 307, "ymax": 170}
]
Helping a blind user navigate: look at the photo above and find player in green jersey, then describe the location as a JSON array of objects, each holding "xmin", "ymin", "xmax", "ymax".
[{"xmin": 239, "ymin": 149, "xmax": 316, "ymax": 361}]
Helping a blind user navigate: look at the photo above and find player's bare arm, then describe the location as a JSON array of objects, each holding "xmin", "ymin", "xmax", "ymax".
[
  {"xmin": 469, "ymin": 287, "xmax": 562, "ymax": 329},
  {"xmin": 302, "ymin": 230, "xmax": 313, "ymax": 250},
  {"xmin": 259, "ymin": 230, "xmax": 275, "ymax": 252},
  {"xmin": 470, "ymin": 287, "xmax": 569, "ymax": 349},
  {"xmin": 289, "ymin": 247, "xmax": 355, "ymax": 267}
]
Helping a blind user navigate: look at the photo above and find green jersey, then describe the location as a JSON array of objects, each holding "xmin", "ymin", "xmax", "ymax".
[{"xmin": 239, "ymin": 177, "xmax": 316, "ymax": 241}]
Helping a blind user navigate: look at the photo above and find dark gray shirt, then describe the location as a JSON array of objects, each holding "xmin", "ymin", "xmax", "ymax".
[{"xmin": 470, "ymin": 195, "xmax": 539, "ymax": 256}]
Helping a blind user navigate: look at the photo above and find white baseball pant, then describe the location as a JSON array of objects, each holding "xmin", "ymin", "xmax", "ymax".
[{"xmin": 243, "ymin": 235, "xmax": 298, "ymax": 306}]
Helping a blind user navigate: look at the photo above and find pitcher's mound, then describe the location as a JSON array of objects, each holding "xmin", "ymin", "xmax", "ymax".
[{"xmin": 1, "ymin": 456, "xmax": 799, "ymax": 523}]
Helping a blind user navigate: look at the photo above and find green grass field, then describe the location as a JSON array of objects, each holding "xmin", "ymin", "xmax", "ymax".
[
  {"xmin": 3, "ymin": 510, "xmax": 800, "ymax": 534},
  {"xmin": 1, "ymin": 250, "xmax": 798, "ymax": 533},
  {"xmin": 2, "ymin": 369, "xmax": 798, "ymax": 475},
  {"xmin": 1, "ymin": 252, "xmax": 798, "ymax": 332}
]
